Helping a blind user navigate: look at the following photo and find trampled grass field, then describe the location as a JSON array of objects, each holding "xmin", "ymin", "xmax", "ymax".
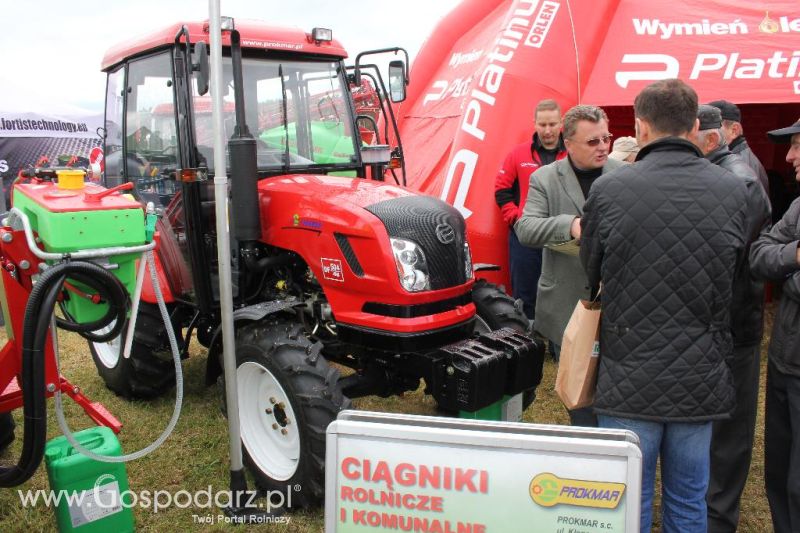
[{"xmin": 0, "ymin": 306, "xmax": 775, "ymax": 532}]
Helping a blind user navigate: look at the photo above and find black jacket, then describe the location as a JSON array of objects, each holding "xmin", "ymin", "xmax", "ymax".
[
  {"xmin": 730, "ymin": 136, "xmax": 770, "ymax": 197},
  {"xmin": 750, "ymin": 197, "xmax": 800, "ymax": 377},
  {"xmin": 707, "ymin": 146, "xmax": 772, "ymax": 346},
  {"xmin": 580, "ymin": 137, "xmax": 749, "ymax": 422}
]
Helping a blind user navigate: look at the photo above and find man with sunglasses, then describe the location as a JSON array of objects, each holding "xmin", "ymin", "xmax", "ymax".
[
  {"xmin": 494, "ymin": 99, "xmax": 567, "ymax": 323},
  {"xmin": 515, "ymin": 104, "xmax": 623, "ymax": 427},
  {"xmin": 579, "ymin": 79, "xmax": 749, "ymax": 532}
]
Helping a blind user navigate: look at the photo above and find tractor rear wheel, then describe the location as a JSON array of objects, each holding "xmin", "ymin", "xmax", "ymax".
[
  {"xmin": 472, "ymin": 279, "xmax": 540, "ymax": 410},
  {"xmin": 228, "ymin": 317, "xmax": 349, "ymax": 508},
  {"xmin": 89, "ymin": 303, "xmax": 178, "ymax": 399}
]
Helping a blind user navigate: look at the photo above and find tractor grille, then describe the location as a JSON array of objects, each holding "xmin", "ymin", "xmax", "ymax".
[{"xmin": 365, "ymin": 196, "xmax": 467, "ymax": 290}]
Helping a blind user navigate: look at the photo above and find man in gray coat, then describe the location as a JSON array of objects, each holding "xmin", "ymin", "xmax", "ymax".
[
  {"xmin": 693, "ymin": 105, "xmax": 772, "ymax": 533},
  {"xmin": 514, "ymin": 104, "xmax": 624, "ymax": 426},
  {"xmin": 750, "ymin": 117, "xmax": 800, "ymax": 533}
]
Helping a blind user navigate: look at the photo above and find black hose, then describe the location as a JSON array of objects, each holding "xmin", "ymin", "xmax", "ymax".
[
  {"xmin": 56, "ymin": 263, "xmax": 129, "ymax": 342},
  {"xmin": 0, "ymin": 261, "xmax": 129, "ymax": 487}
]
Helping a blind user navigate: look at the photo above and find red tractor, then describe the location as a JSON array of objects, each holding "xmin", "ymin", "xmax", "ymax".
[{"xmin": 89, "ymin": 19, "xmax": 542, "ymax": 506}]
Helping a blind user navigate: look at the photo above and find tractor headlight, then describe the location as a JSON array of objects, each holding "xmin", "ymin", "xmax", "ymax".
[
  {"xmin": 464, "ymin": 241, "xmax": 473, "ymax": 280},
  {"xmin": 391, "ymin": 238, "xmax": 430, "ymax": 292}
]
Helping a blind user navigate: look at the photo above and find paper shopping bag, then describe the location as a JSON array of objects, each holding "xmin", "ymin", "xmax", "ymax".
[{"xmin": 555, "ymin": 299, "xmax": 601, "ymax": 410}]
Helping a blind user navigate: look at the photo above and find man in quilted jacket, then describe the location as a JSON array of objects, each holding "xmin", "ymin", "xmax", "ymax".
[
  {"xmin": 750, "ymin": 118, "xmax": 800, "ymax": 533},
  {"xmin": 691, "ymin": 105, "xmax": 772, "ymax": 533},
  {"xmin": 579, "ymin": 79, "xmax": 749, "ymax": 533}
]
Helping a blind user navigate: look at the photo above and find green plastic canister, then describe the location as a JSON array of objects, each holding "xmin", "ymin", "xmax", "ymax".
[{"xmin": 44, "ymin": 426, "xmax": 134, "ymax": 533}]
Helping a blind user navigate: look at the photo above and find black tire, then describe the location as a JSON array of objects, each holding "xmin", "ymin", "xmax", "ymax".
[
  {"xmin": 89, "ymin": 302, "xmax": 178, "ymax": 399},
  {"xmin": 0, "ymin": 412, "xmax": 14, "ymax": 452},
  {"xmin": 227, "ymin": 317, "xmax": 349, "ymax": 508},
  {"xmin": 472, "ymin": 279, "xmax": 539, "ymax": 410}
]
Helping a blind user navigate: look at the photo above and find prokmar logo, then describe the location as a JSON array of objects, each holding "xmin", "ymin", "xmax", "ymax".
[{"xmin": 529, "ymin": 473, "xmax": 625, "ymax": 509}]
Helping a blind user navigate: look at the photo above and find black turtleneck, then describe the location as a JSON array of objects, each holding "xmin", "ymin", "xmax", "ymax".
[
  {"xmin": 537, "ymin": 146, "xmax": 560, "ymax": 166},
  {"xmin": 532, "ymin": 133, "xmax": 565, "ymax": 166},
  {"xmin": 569, "ymin": 157, "xmax": 603, "ymax": 199}
]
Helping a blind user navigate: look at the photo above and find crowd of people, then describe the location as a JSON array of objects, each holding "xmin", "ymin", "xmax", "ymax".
[{"xmin": 494, "ymin": 79, "xmax": 800, "ymax": 533}]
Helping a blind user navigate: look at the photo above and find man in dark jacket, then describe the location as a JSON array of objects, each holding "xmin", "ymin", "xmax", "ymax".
[
  {"xmin": 494, "ymin": 99, "xmax": 567, "ymax": 321},
  {"xmin": 692, "ymin": 105, "xmax": 772, "ymax": 533},
  {"xmin": 580, "ymin": 79, "xmax": 749, "ymax": 533},
  {"xmin": 750, "ymin": 118, "xmax": 800, "ymax": 533},
  {"xmin": 709, "ymin": 99, "xmax": 770, "ymax": 198}
]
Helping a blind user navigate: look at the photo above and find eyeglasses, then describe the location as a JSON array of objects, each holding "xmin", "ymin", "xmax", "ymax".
[{"xmin": 583, "ymin": 134, "xmax": 613, "ymax": 147}]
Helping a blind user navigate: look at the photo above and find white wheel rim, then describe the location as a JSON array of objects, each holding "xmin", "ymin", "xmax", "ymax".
[
  {"xmin": 92, "ymin": 320, "xmax": 121, "ymax": 369},
  {"xmin": 237, "ymin": 361, "xmax": 300, "ymax": 481}
]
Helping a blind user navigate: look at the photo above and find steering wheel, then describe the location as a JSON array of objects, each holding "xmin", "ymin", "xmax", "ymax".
[{"xmin": 317, "ymin": 95, "xmax": 341, "ymax": 123}]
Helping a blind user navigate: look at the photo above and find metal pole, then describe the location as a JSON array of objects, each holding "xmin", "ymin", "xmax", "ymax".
[{"xmin": 208, "ymin": 0, "xmax": 245, "ymax": 483}]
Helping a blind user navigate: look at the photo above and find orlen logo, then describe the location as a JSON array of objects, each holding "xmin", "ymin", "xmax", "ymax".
[
  {"xmin": 524, "ymin": 1, "xmax": 560, "ymax": 48},
  {"xmin": 615, "ymin": 54, "xmax": 679, "ymax": 88},
  {"xmin": 529, "ymin": 473, "xmax": 626, "ymax": 509}
]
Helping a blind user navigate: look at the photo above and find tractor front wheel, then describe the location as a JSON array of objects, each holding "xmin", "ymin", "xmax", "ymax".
[
  {"xmin": 89, "ymin": 303, "xmax": 178, "ymax": 399},
  {"xmin": 472, "ymin": 279, "xmax": 540, "ymax": 410},
  {"xmin": 229, "ymin": 317, "xmax": 349, "ymax": 508}
]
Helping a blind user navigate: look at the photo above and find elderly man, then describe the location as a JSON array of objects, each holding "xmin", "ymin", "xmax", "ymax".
[
  {"xmin": 692, "ymin": 105, "xmax": 772, "ymax": 533},
  {"xmin": 580, "ymin": 79, "xmax": 749, "ymax": 532},
  {"xmin": 514, "ymin": 104, "xmax": 624, "ymax": 426},
  {"xmin": 709, "ymin": 99, "xmax": 770, "ymax": 196},
  {"xmin": 495, "ymin": 99, "xmax": 567, "ymax": 322},
  {"xmin": 750, "ymin": 118, "xmax": 800, "ymax": 533}
]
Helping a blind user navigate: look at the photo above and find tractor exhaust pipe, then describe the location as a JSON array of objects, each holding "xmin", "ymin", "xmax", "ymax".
[{"xmin": 228, "ymin": 29, "xmax": 261, "ymax": 245}]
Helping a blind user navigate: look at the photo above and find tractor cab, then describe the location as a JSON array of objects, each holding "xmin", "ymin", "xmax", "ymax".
[{"xmin": 100, "ymin": 20, "xmax": 405, "ymax": 311}]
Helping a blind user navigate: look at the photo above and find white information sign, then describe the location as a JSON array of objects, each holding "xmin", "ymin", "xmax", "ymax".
[{"xmin": 326, "ymin": 411, "xmax": 641, "ymax": 533}]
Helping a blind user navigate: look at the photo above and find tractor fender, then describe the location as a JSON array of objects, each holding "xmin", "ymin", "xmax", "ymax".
[
  {"xmin": 204, "ymin": 297, "xmax": 303, "ymax": 385},
  {"xmin": 140, "ymin": 249, "xmax": 176, "ymax": 304}
]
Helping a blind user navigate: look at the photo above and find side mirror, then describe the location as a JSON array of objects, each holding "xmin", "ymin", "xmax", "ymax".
[
  {"xmin": 388, "ymin": 60, "xmax": 406, "ymax": 103},
  {"xmin": 193, "ymin": 41, "xmax": 210, "ymax": 95}
]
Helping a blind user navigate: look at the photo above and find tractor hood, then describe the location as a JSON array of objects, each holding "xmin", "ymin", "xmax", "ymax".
[{"xmin": 259, "ymin": 174, "xmax": 471, "ymax": 293}]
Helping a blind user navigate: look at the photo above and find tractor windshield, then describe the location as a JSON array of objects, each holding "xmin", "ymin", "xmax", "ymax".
[{"xmin": 193, "ymin": 57, "xmax": 360, "ymax": 173}]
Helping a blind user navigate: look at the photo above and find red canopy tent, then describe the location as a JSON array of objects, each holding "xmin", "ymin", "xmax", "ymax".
[{"xmin": 397, "ymin": 0, "xmax": 800, "ymax": 288}]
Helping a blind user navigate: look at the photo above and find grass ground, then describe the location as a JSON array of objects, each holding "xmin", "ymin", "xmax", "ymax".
[{"xmin": 0, "ymin": 306, "xmax": 776, "ymax": 532}]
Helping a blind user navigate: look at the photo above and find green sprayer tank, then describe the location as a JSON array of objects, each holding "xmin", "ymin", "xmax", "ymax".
[{"xmin": 12, "ymin": 177, "xmax": 145, "ymax": 323}]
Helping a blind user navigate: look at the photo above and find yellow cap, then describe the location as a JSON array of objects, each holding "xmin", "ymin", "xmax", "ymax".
[{"xmin": 56, "ymin": 169, "xmax": 85, "ymax": 190}]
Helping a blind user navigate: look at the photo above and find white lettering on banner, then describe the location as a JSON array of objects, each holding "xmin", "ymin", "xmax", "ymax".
[
  {"xmin": 632, "ymin": 18, "xmax": 748, "ymax": 39},
  {"xmin": 440, "ymin": 149, "xmax": 476, "ymax": 219},
  {"xmin": 690, "ymin": 51, "xmax": 800, "ymax": 80},
  {"xmin": 780, "ymin": 17, "xmax": 800, "ymax": 33},
  {"xmin": 448, "ymin": 50, "xmax": 484, "ymax": 67},
  {"xmin": 795, "ymin": 81, "xmax": 800, "ymax": 94},
  {"xmin": 422, "ymin": 80, "xmax": 449, "ymax": 105},
  {"xmin": 615, "ymin": 54, "xmax": 680, "ymax": 88},
  {"xmin": 438, "ymin": 0, "xmax": 541, "ymax": 218},
  {"xmin": 0, "ymin": 160, "xmax": 8, "ymax": 173},
  {"xmin": 525, "ymin": 1, "xmax": 560, "ymax": 48}
]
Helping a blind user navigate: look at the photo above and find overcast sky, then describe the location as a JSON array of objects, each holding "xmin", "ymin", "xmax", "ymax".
[{"xmin": 0, "ymin": 0, "xmax": 460, "ymax": 115}]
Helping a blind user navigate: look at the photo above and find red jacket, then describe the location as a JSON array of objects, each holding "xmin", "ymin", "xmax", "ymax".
[{"xmin": 494, "ymin": 135, "xmax": 567, "ymax": 225}]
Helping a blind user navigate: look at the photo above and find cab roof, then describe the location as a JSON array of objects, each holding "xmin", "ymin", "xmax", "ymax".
[{"xmin": 101, "ymin": 20, "xmax": 348, "ymax": 71}]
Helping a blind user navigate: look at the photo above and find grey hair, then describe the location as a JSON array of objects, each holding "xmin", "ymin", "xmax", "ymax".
[
  {"xmin": 697, "ymin": 128, "xmax": 726, "ymax": 149},
  {"xmin": 563, "ymin": 105, "xmax": 608, "ymax": 139}
]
